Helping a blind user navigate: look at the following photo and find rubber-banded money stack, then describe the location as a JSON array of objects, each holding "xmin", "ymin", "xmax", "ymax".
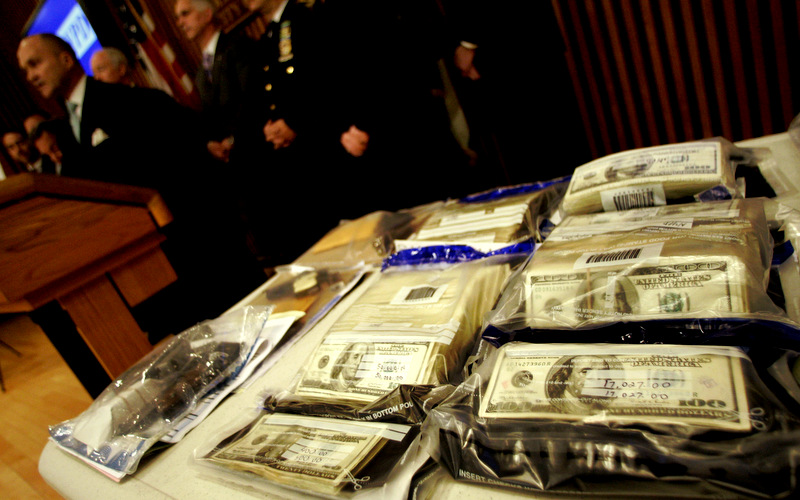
[
  {"xmin": 295, "ymin": 261, "xmax": 510, "ymax": 403},
  {"xmin": 203, "ymin": 413, "xmax": 416, "ymax": 495},
  {"xmin": 512, "ymin": 199, "xmax": 791, "ymax": 329},
  {"xmin": 395, "ymin": 181, "xmax": 565, "ymax": 252},
  {"xmin": 420, "ymin": 342, "xmax": 800, "ymax": 497},
  {"xmin": 560, "ymin": 138, "xmax": 745, "ymax": 216}
]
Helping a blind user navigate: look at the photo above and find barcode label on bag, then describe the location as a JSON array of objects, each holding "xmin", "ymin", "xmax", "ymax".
[
  {"xmin": 601, "ymin": 184, "xmax": 666, "ymax": 211},
  {"xmin": 575, "ymin": 242, "xmax": 664, "ymax": 269},
  {"xmin": 391, "ymin": 284, "xmax": 448, "ymax": 305}
]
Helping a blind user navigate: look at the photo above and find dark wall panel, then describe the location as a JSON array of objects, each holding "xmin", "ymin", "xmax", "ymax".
[{"xmin": 553, "ymin": 0, "xmax": 800, "ymax": 159}]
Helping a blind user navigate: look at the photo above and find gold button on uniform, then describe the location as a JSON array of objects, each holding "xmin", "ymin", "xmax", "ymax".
[
  {"xmin": 269, "ymin": 104, "xmax": 276, "ymax": 111},
  {"xmin": 263, "ymin": 65, "xmax": 270, "ymax": 72},
  {"xmin": 265, "ymin": 83, "xmax": 273, "ymax": 91},
  {"xmin": 286, "ymin": 66, "xmax": 294, "ymax": 74}
]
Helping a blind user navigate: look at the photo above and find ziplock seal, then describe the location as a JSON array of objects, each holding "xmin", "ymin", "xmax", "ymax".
[
  {"xmin": 480, "ymin": 317, "xmax": 800, "ymax": 350},
  {"xmin": 773, "ymin": 239, "xmax": 795, "ymax": 267},
  {"xmin": 382, "ymin": 242, "xmax": 535, "ymax": 270},
  {"xmin": 695, "ymin": 184, "xmax": 735, "ymax": 202},
  {"xmin": 460, "ymin": 176, "xmax": 571, "ymax": 203}
]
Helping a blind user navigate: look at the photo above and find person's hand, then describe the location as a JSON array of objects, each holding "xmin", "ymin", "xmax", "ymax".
[
  {"xmin": 454, "ymin": 45, "xmax": 480, "ymax": 80},
  {"xmin": 340, "ymin": 125, "xmax": 369, "ymax": 157},
  {"xmin": 207, "ymin": 137, "xmax": 234, "ymax": 162},
  {"xmin": 263, "ymin": 119, "xmax": 297, "ymax": 149}
]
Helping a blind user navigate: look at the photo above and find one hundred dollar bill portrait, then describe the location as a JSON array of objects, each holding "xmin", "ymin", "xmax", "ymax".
[
  {"xmin": 329, "ymin": 342, "xmax": 374, "ymax": 391},
  {"xmin": 544, "ymin": 354, "xmax": 624, "ymax": 414}
]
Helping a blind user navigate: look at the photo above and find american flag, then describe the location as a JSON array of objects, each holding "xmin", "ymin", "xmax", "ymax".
[{"xmin": 117, "ymin": 0, "xmax": 200, "ymax": 109}]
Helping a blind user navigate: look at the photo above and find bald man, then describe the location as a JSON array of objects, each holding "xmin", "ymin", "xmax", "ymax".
[
  {"xmin": 17, "ymin": 33, "xmax": 204, "ymax": 189},
  {"xmin": 90, "ymin": 47, "xmax": 132, "ymax": 85},
  {"xmin": 174, "ymin": 0, "xmax": 254, "ymax": 163}
]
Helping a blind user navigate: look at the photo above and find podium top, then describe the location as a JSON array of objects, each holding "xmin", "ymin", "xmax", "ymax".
[
  {"xmin": 0, "ymin": 173, "xmax": 172, "ymax": 227},
  {"xmin": 0, "ymin": 173, "xmax": 174, "ymax": 312}
]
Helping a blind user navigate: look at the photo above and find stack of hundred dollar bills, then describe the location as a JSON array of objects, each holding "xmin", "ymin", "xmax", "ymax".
[
  {"xmin": 198, "ymin": 259, "xmax": 511, "ymax": 496},
  {"xmin": 558, "ymin": 138, "xmax": 745, "ymax": 216},
  {"xmin": 295, "ymin": 261, "xmax": 510, "ymax": 403},
  {"xmin": 419, "ymin": 341, "xmax": 800, "ymax": 497},
  {"xmin": 395, "ymin": 185, "xmax": 562, "ymax": 252},
  {"xmin": 519, "ymin": 198, "xmax": 790, "ymax": 329},
  {"xmin": 202, "ymin": 413, "xmax": 415, "ymax": 495}
]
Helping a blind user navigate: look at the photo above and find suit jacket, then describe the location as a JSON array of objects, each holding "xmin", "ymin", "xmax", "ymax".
[
  {"xmin": 195, "ymin": 30, "xmax": 255, "ymax": 143},
  {"xmin": 35, "ymin": 117, "xmax": 85, "ymax": 178},
  {"xmin": 75, "ymin": 78, "xmax": 209, "ymax": 209},
  {"xmin": 442, "ymin": 1, "xmax": 564, "ymax": 80}
]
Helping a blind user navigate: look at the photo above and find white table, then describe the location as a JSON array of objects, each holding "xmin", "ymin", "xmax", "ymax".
[
  {"xmin": 39, "ymin": 272, "xmax": 389, "ymax": 499},
  {"xmin": 40, "ymin": 133, "xmax": 800, "ymax": 499}
]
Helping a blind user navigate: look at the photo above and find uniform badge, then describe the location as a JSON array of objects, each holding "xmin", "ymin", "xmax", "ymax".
[{"xmin": 279, "ymin": 21, "xmax": 293, "ymax": 63}]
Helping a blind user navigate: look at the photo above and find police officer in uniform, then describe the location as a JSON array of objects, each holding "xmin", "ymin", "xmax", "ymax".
[{"xmin": 238, "ymin": 0, "xmax": 333, "ymax": 267}]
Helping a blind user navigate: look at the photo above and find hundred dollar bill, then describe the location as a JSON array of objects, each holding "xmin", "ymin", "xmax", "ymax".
[
  {"xmin": 205, "ymin": 413, "xmax": 411, "ymax": 494},
  {"xmin": 479, "ymin": 343, "xmax": 751, "ymax": 432},
  {"xmin": 526, "ymin": 254, "xmax": 749, "ymax": 328},
  {"xmin": 561, "ymin": 140, "xmax": 738, "ymax": 215},
  {"xmin": 295, "ymin": 329, "xmax": 447, "ymax": 403}
]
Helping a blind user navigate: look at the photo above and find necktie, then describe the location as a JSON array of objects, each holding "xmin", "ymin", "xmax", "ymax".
[
  {"xmin": 267, "ymin": 21, "xmax": 279, "ymax": 39},
  {"xmin": 67, "ymin": 102, "xmax": 81, "ymax": 143},
  {"xmin": 202, "ymin": 52, "xmax": 214, "ymax": 82}
]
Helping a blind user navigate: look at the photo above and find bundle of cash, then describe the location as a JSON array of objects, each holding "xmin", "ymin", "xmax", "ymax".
[
  {"xmin": 204, "ymin": 413, "xmax": 412, "ymax": 494},
  {"xmin": 296, "ymin": 262, "xmax": 510, "ymax": 403},
  {"xmin": 396, "ymin": 188, "xmax": 559, "ymax": 252},
  {"xmin": 422, "ymin": 342, "xmax": 800, "ymax": 496},
  {"xmin": 560, "ymin": 139, "xmax": 741, "ymax": 216},
  {"xmin": 522, "ymin": 199, "xmax": 783, "ymax": 328},
  {"xmin": 479, "ymin": 343, "xmax": 752, "ymax": 432},
  {"xmin": 527, "ymin": 255, "xmax": 749, "ymax": 326}
]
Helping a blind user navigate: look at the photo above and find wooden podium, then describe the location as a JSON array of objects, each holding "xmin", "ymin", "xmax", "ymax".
[{"xmin": 0, "ymin": 173, "xmax": 177, "ymax": 381}]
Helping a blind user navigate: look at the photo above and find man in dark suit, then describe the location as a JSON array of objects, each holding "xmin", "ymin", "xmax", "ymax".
[
  {"xmin": 17, "ymin": 32, "xmax": 266, "ymax": 334},
  {"xmin": 174, "ymin": 0, "xmax": 254, "ymax": 164},
  {"xmin": 443, "ymin": 1, "xmax": 590, "ymax": 184},
  {"xmin": 28, "ymin": 118, "xmax": 80, "ymax": 176},
  {"xmin": 17, "ymin": 33, "xmax": 204, "ymax": 199},
  {"xmin": 318, "ymin": 0, "xmax": 475, "ymax": 206},
  {"xmin": 90, "ymin": 47, "xmax": 134, "ymax": 86},
  {"xmin": 174, "ymin": 0, "xmax": 269, "ymax": 270}
]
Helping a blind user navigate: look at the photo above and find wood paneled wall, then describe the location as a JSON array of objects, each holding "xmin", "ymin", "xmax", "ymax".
[{"xmin": 552, "ymin": 0, "xmax": 800, "ymax": 159}]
